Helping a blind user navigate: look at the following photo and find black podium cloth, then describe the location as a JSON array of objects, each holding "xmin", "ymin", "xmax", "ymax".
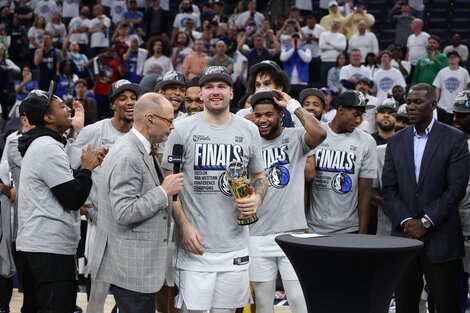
[{"xmin": 275, "ymin": 234, "xmax": 423, "ymax": 313}]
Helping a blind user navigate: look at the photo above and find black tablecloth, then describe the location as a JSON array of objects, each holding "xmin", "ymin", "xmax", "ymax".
[{"xmin": 276, "ymin": 234, "xmax": 423, "ymax": 313}]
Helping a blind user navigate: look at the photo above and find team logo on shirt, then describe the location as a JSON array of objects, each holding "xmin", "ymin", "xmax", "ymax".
[
  {"xmin": 263, "ymin": 145, "xmax": 291, "ymax": 188},
  {"xmin": 267, "ymin": 166, "xmax": 290, "ymax": 189},
  {"xmin": 218, "ymin": 172, "xmax": 233, "ymax": 197},
  {"xmin": 331, "ymin": 172, "xmax": 353, "ymax": 194}
]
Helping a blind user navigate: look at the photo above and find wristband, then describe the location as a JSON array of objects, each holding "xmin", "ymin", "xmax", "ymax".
[{"xmin": 286, "ymin": 99, "xmax": 301, "ymax": 114}]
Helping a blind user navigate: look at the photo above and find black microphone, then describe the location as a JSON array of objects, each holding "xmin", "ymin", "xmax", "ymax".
[{"xmin": 169, "ymin": 144, "xmax": 184, "ymax": 201}]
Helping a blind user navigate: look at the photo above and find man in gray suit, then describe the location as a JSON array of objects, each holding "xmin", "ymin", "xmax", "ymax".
[{"xmin": 90, "ymin": 93, "xmax": 184, "ymax": 313}]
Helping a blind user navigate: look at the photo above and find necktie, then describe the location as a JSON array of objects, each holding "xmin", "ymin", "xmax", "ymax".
[{"xmin": 150, "ymin": 144, "xmax": 164, "ymax": 183}]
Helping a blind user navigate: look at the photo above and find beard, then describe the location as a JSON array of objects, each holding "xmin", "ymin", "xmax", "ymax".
[{"xmin": 377, "ymin": 121, "xmax": 395, "ymax": 132}]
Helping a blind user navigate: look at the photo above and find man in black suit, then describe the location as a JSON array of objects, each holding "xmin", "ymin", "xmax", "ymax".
[{"xmin": 382, "ymin": 83, "xmax": 470, "ymax": 313}]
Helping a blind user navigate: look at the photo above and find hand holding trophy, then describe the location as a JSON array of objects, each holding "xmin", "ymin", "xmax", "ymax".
[{"xmin": 226, "ymin": 159, "xmax": 259, "ymax": 225}]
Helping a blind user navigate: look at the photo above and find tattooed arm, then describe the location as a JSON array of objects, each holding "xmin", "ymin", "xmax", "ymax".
[{"xmin": 235, "ymin": 171, "xmax": 268, "ymax": 216}]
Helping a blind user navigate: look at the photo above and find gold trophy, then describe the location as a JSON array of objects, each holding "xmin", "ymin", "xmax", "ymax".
[{"xmin": 226, "ymin": 160, "xmax": 258, "ymax": 225}]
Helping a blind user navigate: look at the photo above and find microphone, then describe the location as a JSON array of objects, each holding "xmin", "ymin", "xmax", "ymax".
[{"xmin": 168, "ymin": 144, "xmax": 184, "ymax": 201}]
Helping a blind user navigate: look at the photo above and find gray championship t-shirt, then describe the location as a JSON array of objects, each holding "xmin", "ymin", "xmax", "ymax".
[
  {"xmin": 68, "ymin": 119, "xmax": 127, "ymax": 218},
  {"xmin": 16, "ymin": 136, "xmax": 79, "ymax": 255},
  {"xmin": 250, "ymin": 127, "xmax": 310, "ymax": 236},
  {"xmin": 307, "ymin": 124, "xmax": 377, "ymax": 233},
  {"xmin": 162, "ymin": 113, "xmax": 264, "ymax": 253}
]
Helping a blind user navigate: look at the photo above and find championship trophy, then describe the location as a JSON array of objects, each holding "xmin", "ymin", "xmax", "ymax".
[{"xmin": 226, "ymin": 160, "xmax": 258, "ymax": 225}]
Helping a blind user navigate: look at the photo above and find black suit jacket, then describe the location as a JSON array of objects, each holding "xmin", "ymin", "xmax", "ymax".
[{"xmin": 382, "ymin": 121, "xmax": 470, "ymax": 263}]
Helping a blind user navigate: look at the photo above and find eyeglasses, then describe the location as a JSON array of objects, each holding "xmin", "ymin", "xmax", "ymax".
[{"xmin": 149, "ymin": 113, "xmax": 174, "ymax": 127}]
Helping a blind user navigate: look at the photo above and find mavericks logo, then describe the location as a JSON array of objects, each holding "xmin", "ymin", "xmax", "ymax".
[
  {"xmin": 267, "ymin": 166, "xmax": 290, "ymax": 189},
  {"xmin": 331, "ymin": 172, "xmax": 352, "ymax": 194}
]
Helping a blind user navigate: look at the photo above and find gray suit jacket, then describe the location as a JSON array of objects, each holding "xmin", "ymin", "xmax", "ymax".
[{"xmin": 90, "ymin": 131, "xmax": 170, "ymax": 293}]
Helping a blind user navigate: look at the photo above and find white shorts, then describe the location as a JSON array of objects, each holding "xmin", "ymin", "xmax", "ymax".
[
  {"xmin": 175, "ymin": 269, "xmax": 251, "ymax": 310},
  {"xmin": 249, "ymin": 256, "xmax": 298, "ymax": 282}
]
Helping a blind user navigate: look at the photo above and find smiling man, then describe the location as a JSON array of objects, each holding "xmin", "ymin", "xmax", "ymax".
[
  {"xmin": 249, "ymin": 87, "xmax": 325, "ymax": 313},
  {"xmin": 15, "ymin": 83, "xmax": 103, "ymax": 312},
  {"xmin": 67, "ymin": 79, "xmax": 141, "ymax": 313},
  {"xmin": 156, "ymin": 71, "xmax": 187, "ymax": 119},
  {"xmin": 162, "ymin": 66, "xmax": 268, "ymax": 313}
]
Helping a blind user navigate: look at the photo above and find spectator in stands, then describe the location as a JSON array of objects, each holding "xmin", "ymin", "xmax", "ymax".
[
  {"xmin": 340, "ymin": 48, "xmax": 373, "ymax": 90},
  {"xmin": 13, "ymin": 66, "xmax": 38, "ymax": 117},
  {"xmin": 319, "ymin": 19, "xmax": 347, "ymax": 86},
  {"xmin": 0, "ymin": 22, "xmax": 9, "ymax": 53},
  {"xmin": 34, "ymin": 0, "xmax": 58, "ymax": 23},
  {"xmin": 348, "ymin": 20, "xmax": 379, "ymax": 63},
  {"xmin": 412, "ymin": 35, "xmax": 448, "ymax": 86},
  {"xmin": 171, "ymin": 31, "xmax": 193, "ymax": 72},
  {"xmin": 444, "ymin": 34, "xmax": 469, "ymax": 67},
  {"xmin": 0, "ymin": 43, "xmax": 19, "ymax": 117},
  {"xmin": 61, "ymin": 0, "xmax": 79, "ymax": 27},
  {"xmin": 63, "ymin": 41, "xmax": 89, "ymax": 79},
  {"xmin": 55, "ymin": 60, "xmax": 79, "ymax": 100},
  {"xmin": 280, "ymin": 32, "xmax": 312, "ymax": 94},
  {"xmin": 172, "ymin": 0, "xmax": 201, "ymax": 38},
  {"xmin": 240, "ymin": 32, "xmax": 277, "ymax": 72},
  {"xmin": 27, "ymin": 16, "xmax": 46, "ymax": 63},
  {"xmin": 123, "ymin": 36, "xmax": 148, "ymax": 83},
  {"xmin": 339, "ymin": 0, "xmax": 354, "ymax": 17},
  {"xmin": 208, "ymin": 40, "xmax": 234, "ymax": 73},
  {"xmin": 320, "ymin": 1, "xmax": 344, "ymax": 32},
  {"xmin": 231, "ymin": 33, "xmax": 248, "ymax": 112},
  {"xmin": 34, "ymin": 32, "xmax": 63, "ymax": 90},
  {"xmin": 391, "ymin": 44, "xmax": 411, "ymax": 79},
  {"xmin": 301, "ymin": 14, "xmax": 324, "ymax": 85},
  {"xmin": 406, "ymin": 18, "xmax": 429, "ymax": 76},
  {"xmin": 328, "ymin": 52, "xmax": 347, "ymax": 95},
  {"xmin": 212, "ymin": 2, "xmax": 228, "ymax": 24},
  {"xmin": 387, "ymin": 0, "xmax": 414, "ymax": 48},
  {"xmin": 144, "ymin": 35, "xmax": 174, "ymax": 76},
  {"xmin": 342, "ymin": 1, "xmax": 375, "ymax": 39},
  {"xmin": 86, "ymin": 47, "xmax": 124, "ymax": 119},
  {"xmin": 221, "ymin": 24, "xmax": 238, "ymax": 57},
  {"xmin": 183, "ymin": 18, "xmax": 202, "ymax": 41},
  {"xmin": 145, "ymin": 0, "xmax": 169, "ymax": 38},
  {"xmin": 112, "ymin": 23, "xmax": 144, "ymax": 61},
  {"xmin": 67, "ymin": 6, "xmax": 91, "ymax": 55},
  {"xmin": 122, "ymin": 0, "xmax": 145, "ymax": 37},
  {"xmin": 181, "ymin": 38, "xmax": 208, "ymax": 80},
  {"xmin": 46, "ymin": 11, "xmax": 67, "ymax": 49},
  {"xmin": 433, "ymin": 51, "xmax": 470, "ymax": 114},
  {"xmin": 66, "ymin": 78, "xmax": 98, "ymax": 126},
  {"xmin": 277, "ymin": 19, "xmax": 304, "ymax": 51},
  {"xmin": 139, "ymin": 63, "xmax": 163, "ymax": 93},
  {"xmin": 89, "ymin": 4, "xmax": 112, "ymax": 57},
  {"xmin": 365, "ymin": 52, "xmax": 379, "ymax": 77},
  {"xmin": 229, "ymin": 1, "xmax": 246, "ymax": 27},
  {"xmin": 14, "ymin": 0, "xmax": 33, "ymax": 29},
  {"xmin": 409, "ymin": 0, "xmax": 425, "ymax": 19},
  {"xmin": 235, "ymin": 0, "xmax": 265, "ymax": 30},
  {"xmin": 110, "ymin": 0, "xmax": 127, "ymax": 26},
  {"xmin": 373, "ymin": 50, "xmax": 407, "ymax": 103}
]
